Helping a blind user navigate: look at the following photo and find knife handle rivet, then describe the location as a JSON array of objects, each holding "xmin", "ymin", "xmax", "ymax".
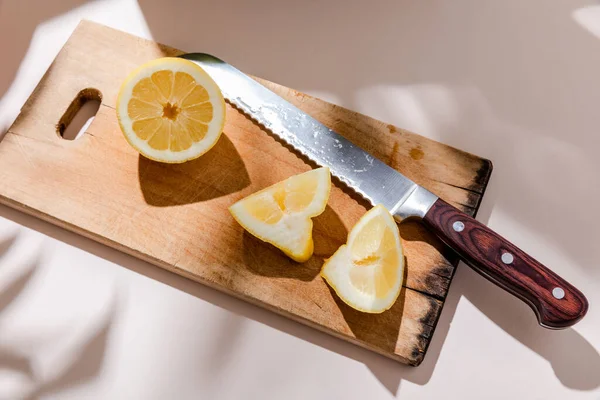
[
  {"xmin": 501, "ymin": 252, "xmax": 514, "ymax": 264},
  {"xmin": 452, "ymin": 221, "xmax": 465, "ymax": 232},
  {"xmin": 552, "ymin": 287, "xmax": 565, "ymax": 300}
]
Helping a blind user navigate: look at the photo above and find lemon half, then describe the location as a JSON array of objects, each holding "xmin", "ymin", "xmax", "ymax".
[{"xmin": 117, "ymin": 57, "xmax": 226, "ymax": 163}]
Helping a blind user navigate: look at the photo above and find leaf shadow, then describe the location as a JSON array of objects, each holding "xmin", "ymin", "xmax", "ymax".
[
  {"xmin": 0, "ymin": 230, "xmax": 115, "ymax": 399},
  {"xmin": 0, "ymin": 258, "xmax": 38, "ymax": 314},
  {"xmin": 0, "ymin": 346, "xmax": 33, "ymax": 378},
  {"xmin": 24, "ymin": 308, "xmax": 114, "ymax": 400},
  {"xmin": 0, "ymin": 235, "xmax": 37, "ymax": 383},
  {"xmin": 0, "ymin": 231, "xmax": 39, "ymax": 315},
  {"xmin": 0, "ymin": 232, "xmax": 18, "ymax": 259},
  {"xmin": 0, "ymin": 0, "xmax": 91, "ymax": 99}
]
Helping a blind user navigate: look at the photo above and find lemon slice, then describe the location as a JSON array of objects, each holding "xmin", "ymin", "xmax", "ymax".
[
  {"xmin": 229, "ymin": 167, "xmax": 331, "ymax": 262},
  {"xmin": 116, "ymin": 57, "xmax": 226, "ymax": 163},
  {"xmin": 321, "ymin": 205, "xmax": 404, "ymax": 313}
]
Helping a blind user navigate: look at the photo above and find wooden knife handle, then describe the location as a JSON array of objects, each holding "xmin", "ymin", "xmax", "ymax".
[{"xmin": 422, "ymin": 198, "xmax": 588, "ymax": 329}]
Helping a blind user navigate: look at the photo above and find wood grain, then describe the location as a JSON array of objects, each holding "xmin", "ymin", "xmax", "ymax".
[
  {"xmin": 0, "ymin": 21, "xmax": 493, "ymax": 365},
  {"xmin": 423, "ymin": 198, "xmax": 588, "ymax": 328}
]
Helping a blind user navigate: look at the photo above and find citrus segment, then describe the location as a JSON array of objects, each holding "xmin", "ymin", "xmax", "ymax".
[
  {"xmin": 229, "ymin": 167, "xmax": 331, "ymax": 262},
  {"xmin": 117, "ymin": 57, "xmax": 225, "ymax": 163},
  {"xmin": 321, "ymin": 205, "xmax": 404, "ymax": 313}
]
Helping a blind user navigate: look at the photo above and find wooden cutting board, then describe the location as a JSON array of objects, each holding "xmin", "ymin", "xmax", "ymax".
[{"xmin": 0, "ymin": 21, "xmax": 492, "ymax": 366}]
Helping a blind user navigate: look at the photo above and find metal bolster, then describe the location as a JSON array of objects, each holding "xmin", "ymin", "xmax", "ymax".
[{"xmin": 392, "ymin": 186, "xmax": 438, "ymax": 221}]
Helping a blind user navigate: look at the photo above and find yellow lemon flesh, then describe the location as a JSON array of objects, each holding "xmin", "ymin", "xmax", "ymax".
[
  {"xmin": 321, "ymin": 205, "xmax": 404, "ymax": 313},
  {"xmin": 229, "ymin": 167, "xmax": 331, "ymax": 262},
  {"xmin": 116, "ymin": 57, "xmax": 226, "ymax": 163}
]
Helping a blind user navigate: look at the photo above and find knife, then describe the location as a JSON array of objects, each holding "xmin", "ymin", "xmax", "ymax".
[{"xmin": 181, "ymin": 53, "xmax": 588, "ymax": 329}]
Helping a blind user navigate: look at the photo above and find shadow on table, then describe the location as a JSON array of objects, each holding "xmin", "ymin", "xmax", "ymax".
[
  {"xmin": 0, "ymin": 0, "xmax": 92, "ymax": 99},
  {"xmin": 0, "ymin": 232, "xmax": 116, "ymax": 400}
]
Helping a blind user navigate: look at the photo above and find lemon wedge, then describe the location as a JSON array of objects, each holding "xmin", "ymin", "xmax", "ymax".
[
  {"xmin": 116, "ymin": 57, "xmax": 226, "ymax": 163},
  {"xmin": 229, "ymin": 167, "xmax": 331, "ymax": 262},
  {"xmin": 321, "ymin": 205, "xmax": 404, "ymax": 313}
]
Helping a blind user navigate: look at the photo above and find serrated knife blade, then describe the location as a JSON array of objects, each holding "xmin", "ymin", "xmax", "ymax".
[
  {"xmin": 181, "ymin": 53, "xmax": 435, "ymax": 220},
  {"xmin": 181, "ymin": 53, "xmax": 588, "ymax": 329}
]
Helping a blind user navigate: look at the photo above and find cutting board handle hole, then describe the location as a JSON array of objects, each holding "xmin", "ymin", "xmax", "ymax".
[{"xmin": 57, "ymin": 88, "xmax": 102, "ymax": 140}]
